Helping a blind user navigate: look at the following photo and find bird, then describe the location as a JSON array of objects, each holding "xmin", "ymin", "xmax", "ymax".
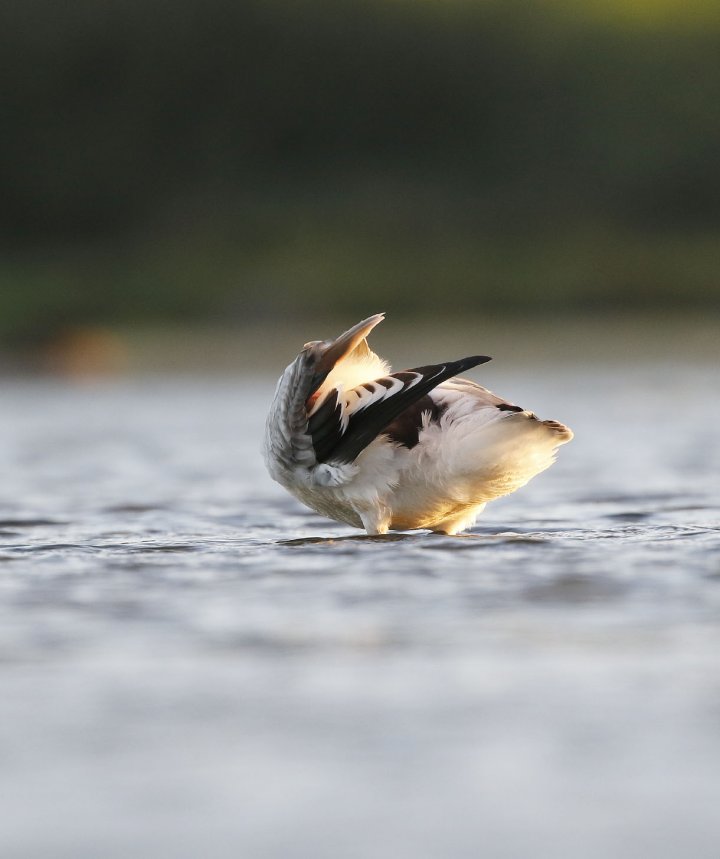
[{"xmin": 263, "ymin": 313, "xmax": 573, "ymax": 536}]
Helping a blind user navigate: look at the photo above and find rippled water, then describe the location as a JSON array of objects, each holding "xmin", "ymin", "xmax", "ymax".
[{"xmin": 1, "ymin": 365, "xmax": 719, "ymax": 858}]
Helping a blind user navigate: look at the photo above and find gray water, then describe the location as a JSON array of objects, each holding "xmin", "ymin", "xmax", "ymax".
[{"xmin": 1, "ymin": 364, "xmax": 719, "ymax": 859}]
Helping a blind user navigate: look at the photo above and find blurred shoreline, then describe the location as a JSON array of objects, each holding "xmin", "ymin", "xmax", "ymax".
[{"xmin": 2, "ymin": 313, "xmax": 718, "ymax": 378}]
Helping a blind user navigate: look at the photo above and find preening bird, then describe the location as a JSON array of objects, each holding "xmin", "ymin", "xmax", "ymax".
[{"xmin": 264, "ymin": 314, "xmax": 572, "ymax": 535}]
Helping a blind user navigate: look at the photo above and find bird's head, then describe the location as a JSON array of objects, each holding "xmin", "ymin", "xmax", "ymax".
[{"xmin": 300, "ymin": 313, "xmax": 385, "ymax": 404}]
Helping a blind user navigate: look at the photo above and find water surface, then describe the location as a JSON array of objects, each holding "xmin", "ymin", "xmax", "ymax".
[{"xmin": 1, "ymin": 365, "xmax": 719, "ymax": 858}]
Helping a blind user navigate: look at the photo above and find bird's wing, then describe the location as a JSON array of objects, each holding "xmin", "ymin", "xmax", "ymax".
[
  {"xmin": 307, "ymin": 356, "xmax": 490, "ymax": 464},
  {"xmin": 433, "ymin": 376, "xmax": 525, "ymax": 412}
]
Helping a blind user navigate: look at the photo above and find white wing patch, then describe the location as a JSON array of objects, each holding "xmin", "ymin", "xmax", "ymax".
[{"xmin": 310, "ymin": 373, "xmax": 422, "ymax": 421}]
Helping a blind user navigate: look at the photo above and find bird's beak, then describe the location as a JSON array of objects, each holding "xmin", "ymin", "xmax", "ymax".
[{"xmin": 308, "ymin": 313, "xmax": 385, "ymax": 394}]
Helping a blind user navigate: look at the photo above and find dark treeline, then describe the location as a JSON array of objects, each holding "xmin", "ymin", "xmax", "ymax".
[{"xmin": 2, "ymin": 0, "xmax": 720, "ymax": 337}]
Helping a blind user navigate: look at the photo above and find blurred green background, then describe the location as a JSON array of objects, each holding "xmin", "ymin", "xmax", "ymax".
[{"xmin": 2, "ymin": 0, "xmax": 719, "ymax": 364}]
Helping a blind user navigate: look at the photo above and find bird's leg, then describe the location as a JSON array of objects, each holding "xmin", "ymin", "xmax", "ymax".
[
  {"xmin": 431, "ymin": 503, "xmax": 486, "ymax": 536},
  {"xmin": 359, "ymin": 507, "xmax": 391, "ymax": 536}
]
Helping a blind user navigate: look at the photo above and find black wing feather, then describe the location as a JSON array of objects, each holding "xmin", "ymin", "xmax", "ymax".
[
  {"xmin": 306, "ymin": 392, "xmax": 344, "ymax": 461},
  {"xmin": 308, "ymin": 355, "xmax": 490, "ymax": 465}
]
